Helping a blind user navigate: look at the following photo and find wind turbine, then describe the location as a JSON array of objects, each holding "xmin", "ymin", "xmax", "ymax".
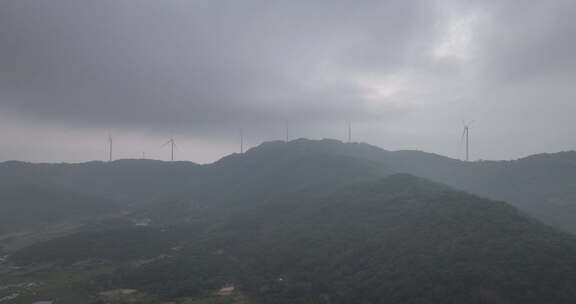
[
  {"xmin": 347, "ymin": 120, "xmax": 352, "ymax": 143},
  {"xmin": 285, "ymin": 121, "xmax": 289, "ymax": 142},
  {"xmin": 461, "ymin": 121, "xmax": 474, "ymax": 161},
  {"xmin": 107, "ymin": 133, "xmax": 113, "ymax": 162},
  {"xmin": 161, "ymin": 137, "xmax": 176, "ymax": 161},
  {"xmin": 240, "ymin": 128, "xmax": 244, "ymax": 153}
]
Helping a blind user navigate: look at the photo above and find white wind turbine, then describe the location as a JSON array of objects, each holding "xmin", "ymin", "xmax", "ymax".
[
  {"xmin": 107, "ymin": 132, "xmax": 113, "ymax": 162},
  {"xmin": 161, "ymin": 136, "xmax": 177, "ymax": 161},
  {"xmin": 461, "ymin": 121, "xmax": 474, "ymax": 161}
]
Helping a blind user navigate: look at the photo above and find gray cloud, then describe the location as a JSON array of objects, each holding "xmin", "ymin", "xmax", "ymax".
[
  {"xmin": 0, "ymin": 0, "xmax": 575, "ymax": 162},
  {"xmin": 471, "ymin": 0, "xmax": 576, "ymax": 83},
  {"xmin": 0, "ymin": 0, "xmax": 439, "ymax": 127}
]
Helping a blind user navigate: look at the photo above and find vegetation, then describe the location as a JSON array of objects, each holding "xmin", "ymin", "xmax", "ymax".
[
  {"xmin": 7, "ymin": 174, "xmax": 576, "ymax": 303},
  {"xmin": 3, "ymin": 140, "xmax": 576, "ymax": 303},
  {"xmin": 0, "ymin": 184, "xmax": 117, "ymax": 234}
]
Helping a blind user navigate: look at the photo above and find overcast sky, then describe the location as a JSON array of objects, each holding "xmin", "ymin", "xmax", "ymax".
[{"xmin": 0, "ymin": 0, "xmax": 575, "ymax": 163}]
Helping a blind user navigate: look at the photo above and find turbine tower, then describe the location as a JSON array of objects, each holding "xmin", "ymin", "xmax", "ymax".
[
  {"xmin": 107, "ymin": 133, "xmax": 113, "ymax": 162},
  {"xmin": 162, "ymin": 137, "xmax": 176, "ymax": 161},
  {"xmin": 285, "ymin": 121, "xmax": 289, "ymax": 142},
  {"xmin": 347, "ymin": 120, "xmax": 352, "ymax": 143},
  {"xmin": 461, "ymin": 121, "xmax": 474, "ymax": 161},
  {"xmin": 240, "ymin": 128, "xmax": 244, "ymax": 153}
]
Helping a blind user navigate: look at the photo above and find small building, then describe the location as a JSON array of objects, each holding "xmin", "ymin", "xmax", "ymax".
[
  {"xmin": 217, "ymin": 285, "xmax": 235, "ymax": 296},
  {"xmin": 133, "ymin": 218, "xmax": 152, "ymax": 226},
  {"xmin": 99, "ymin": 289, "xmax": 138, "ymax": 298}
]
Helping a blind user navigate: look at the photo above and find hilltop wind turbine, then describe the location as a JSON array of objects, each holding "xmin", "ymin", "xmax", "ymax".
[
  {"xmin": 107, "ymin": 133, "xmax": 113, "ymax": 162},
  {"xmin": 461, "ymin": 121, "xmax": 474, "ymax": 161},
  {"xmin": 347, "ymin": 120, "xmax": 352, "ymax": 143},
  {"xmin": 161, "ymin": 137, "xmax": 176, "ymax": 161},
  {"xmin": 240, "ymin": 128, "xmax": 244, "ymax": 153}
]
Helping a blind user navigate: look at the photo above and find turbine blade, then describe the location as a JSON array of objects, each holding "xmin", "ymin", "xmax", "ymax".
[{"xmin": 160, "ymin": 140, "xmax": 171, "ymax": 148}]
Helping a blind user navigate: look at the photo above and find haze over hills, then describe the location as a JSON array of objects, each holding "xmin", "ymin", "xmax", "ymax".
[
  {"xmin": 1, "ymin": 139, "xmax": 575, "ymax": 232},
  {"xmin": 253, "ymin": 139, "xmax": 576, "ymax": 232}
]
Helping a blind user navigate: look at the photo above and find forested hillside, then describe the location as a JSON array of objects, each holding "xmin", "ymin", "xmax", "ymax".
[
  {"xmin": 9, "ymin": 175, "xmax": 576, "ymax": 303},
  {"xmin": 0, "ymin": 184, "xmax": 117, "ymax": 234}
]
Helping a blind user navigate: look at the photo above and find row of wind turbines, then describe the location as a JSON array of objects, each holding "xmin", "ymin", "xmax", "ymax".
[
  {"xmin": 105, "ymin": 121, "xmax": 474, "ymax": 162},
  {"xmin": 107, "ymin": 133, "xmax": 176, "ymax": 162}
]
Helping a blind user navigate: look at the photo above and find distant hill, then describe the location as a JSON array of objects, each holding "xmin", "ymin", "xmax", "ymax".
[
  {"xmin": 0, "ymin": 160, "xmax": 203, "ymax": 203},
  {"xmin": 0, "ymin": 149, "xmax": 392, "ymax": 207},
  {"xmin": 207, "ymin": 139, "xmax": 576, "ymax": 232},
  {"xmin": 1, "ymin": 139, "xmax": 575, "ymax": 232},
  {"xmin": 12, "ymin": 175, "xmax": 576, "ymax": 303},
  {"xmin": 257, "ymin": 139, "xmax": 576, "ymax": 232}
]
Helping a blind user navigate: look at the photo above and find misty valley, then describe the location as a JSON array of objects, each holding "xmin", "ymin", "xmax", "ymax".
[{"xmin": 1, "ymin": 139, "xmax": 576, "ymax": 303}]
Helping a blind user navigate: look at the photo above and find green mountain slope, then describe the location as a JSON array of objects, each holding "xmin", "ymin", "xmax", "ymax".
[
  {"xmin": 209, "ymin": 174, "xmax": 576, "ymax": 303},
  {"xmin": 11, "ymin": 175, "xmax": 576, "ymax": 303}
]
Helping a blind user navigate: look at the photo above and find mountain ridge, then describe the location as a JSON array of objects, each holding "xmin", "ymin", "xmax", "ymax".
[{"xmin": 1, "ymin": 139, "xmax": 576, "ymax": 232}]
